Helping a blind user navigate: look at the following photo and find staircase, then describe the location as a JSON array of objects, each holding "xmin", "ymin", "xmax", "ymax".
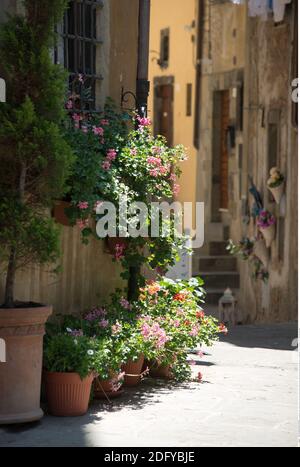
[{"xmin": 193, "ymin": 240, "xmax": 240, "ymax": 313}]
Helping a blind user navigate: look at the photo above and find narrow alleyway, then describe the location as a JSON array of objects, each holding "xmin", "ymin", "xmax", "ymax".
[{"xmin": 0, "ymin": 323, "xmax": 297, "ymax": 448}]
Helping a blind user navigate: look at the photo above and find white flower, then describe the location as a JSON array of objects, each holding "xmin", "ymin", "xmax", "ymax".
[
  {"xmin": 74, "ymin": 339, "xmax": 78, "ymax": 345},
  {"xmin": 87, "ymin": 350, "xmax": 94, "ymax": 356},
  {"xmin": 66, "ymin": 327, "xmax": 73, "ymax": 333}
]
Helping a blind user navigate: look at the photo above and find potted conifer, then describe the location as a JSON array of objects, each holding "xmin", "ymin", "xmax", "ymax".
[{"xmin": 0, "ymin": 0, "xmax": 73, "ymax": 424}]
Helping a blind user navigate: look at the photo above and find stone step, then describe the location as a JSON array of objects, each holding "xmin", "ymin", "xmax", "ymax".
[
  {"xmin": 209, "ymin": 241, "xmax": 229, "ymax": 256},
  {"xmin": 193, "ymin": 255, "xmax": 237, "ymax": 273},
  {"xmin": 205, "ymin": 288, "xmax": 239, "ymax": 305},
  {"xmin": 198, "ymin": 272, "xmax": 240, "ymax": 289}
]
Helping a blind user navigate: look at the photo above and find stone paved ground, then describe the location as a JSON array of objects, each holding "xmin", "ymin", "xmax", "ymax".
[{"xmin": 0, "ymin": 322, "xmax": 298, "ymax": 448}]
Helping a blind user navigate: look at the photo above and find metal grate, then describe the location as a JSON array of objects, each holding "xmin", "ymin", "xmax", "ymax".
[{"xmin": 63, "ymin": 0, "xmax": 104, "ymax": 110}]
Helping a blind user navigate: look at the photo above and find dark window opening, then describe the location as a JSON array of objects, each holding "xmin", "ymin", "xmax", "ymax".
[
  {"xmin": 186, "ymin": 83, "xmax": 192, "ymax": 117},
  {"xmin": 63, "ymin": 0, "xmax": 103, "ymax": 111},
  {"xmin": 160, "ymin": 28, "xmax": 170, "ymax": 69}
]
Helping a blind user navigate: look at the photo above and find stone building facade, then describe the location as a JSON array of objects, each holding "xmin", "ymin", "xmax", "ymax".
[
  {"xmin": 0, "ymin": 0, "xmax": 140, "ymax": 314},
  {"xmin": 149, "ymin": 0, "xmax": 297, "ymax": 323}
]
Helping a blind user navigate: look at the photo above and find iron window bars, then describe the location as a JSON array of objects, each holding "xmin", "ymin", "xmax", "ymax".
[{"xmin": 63, "ymin": 0, "xmax": 104, "ymax": 112}]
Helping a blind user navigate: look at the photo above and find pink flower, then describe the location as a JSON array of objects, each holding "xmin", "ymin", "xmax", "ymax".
[
  {"xmin": 159, "ymin": 166, "xmax": 168, "ymax": 175},
  {"xmin": 115, "ymin": 243, "xmax": 126, "ymax": 260},
  {"xmin": 99, "ymin": 319, "xmax": 109, "ymax": 328},
  {"xmin": 106, "ymin": 149, "xmax": 117, "ymax": 161},
  {"xmin": 100, "ymin": 119, "xmax": 109, "ymax": 126},
  {"xmin": 190, "ymin": 325, "xmax": 200, "ymax": 337},
  {"xmin": 141, "ymin": 323, "xmax": 151, "ymax": 338},
  {"xmin": 152, "ymin": 146, "xmax": 162, "ymax": 154},
  {"xmin": 85, "ymin": 307, "xmax": 107, "ymax": 322},
  {"xmin": 102, "ymin": 160, "xmax": 111, "ymax": 171},
  {"xmin": 67, "ymin": 328, "xmax": 84, "ymax": 337},
  {"xmin": 94, "ymin": 200, "xmax": 103, "ymax": 211},
  {"xmin": 112, "ymin": 322, "xmax": 122, "ymax": 335},
  {"xmin": 149, "ymin": 168, "xmax": 160, "ymax": 177},
  {"xmin": 76, "ymin": 219, "xmax": 89, "ymax": 230},
  {"xmin": 120, "ymin": 297, "xmax": 131, "ymax": 309},
  {"xmin": 173, "ymin": 184, "xmax": 180, "ymax": 196},
  {"xmin": 189, "ymin": 360, "xmax": 197, "ymax": 366},
  {"xmin": 130, "ymin": 148, "xmax": 138, "ymax": 156},
  {"xmin": 197, "ymin": 350, "xmax": 204, "ymax": 358},
  {"xmin": 78, "ymin": 73, "xmax": 84, "ymax": 83},
  {"xmin": 137, "ymin": 116, "xmax": 152, "ymax": 127},
  {"xmin": 66, "ymin": 100, "xmax": 73, "ymax": 110},
  {"xmin": 81, "ymin": 126, "xmax": 88, "ymax": 134},
  {"xmin": 72, "ymin": 113, "xmax": 82, "ymax": 122},
  {"xmin": 173, "ymin": 319, "xmax": 180, "ymax": 328},
  {"xmin": 78, "ymin": 201, "xmax": 89, "ymax": 210},
  {"xmin": 147, "ymin": 156, "xmax": 162, "ymax": 166},
  {"xmin": 197, "ymin": 372, "xmax": 203, "ymax": 383},
  {"xmin": 169, "ymin": 173, "xmax": 177, "ymax": 182},
  {"xmin": 93, "ymin": 126, "xmax": 104, "ymax": 136}
]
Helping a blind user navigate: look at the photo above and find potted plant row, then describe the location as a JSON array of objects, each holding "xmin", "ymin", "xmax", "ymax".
[{"xmin": 42, "ymin": 277, "xmax": 224, "ymax": 416}]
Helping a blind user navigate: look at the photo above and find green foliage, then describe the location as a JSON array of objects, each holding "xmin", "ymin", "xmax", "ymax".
[
  {"xmin": 43, "ymin": 334, "xmax": 105, "ymax": 380},
  {"xmin": 0, "ymin": 0, "xmax": 73, "ymax": 305}
]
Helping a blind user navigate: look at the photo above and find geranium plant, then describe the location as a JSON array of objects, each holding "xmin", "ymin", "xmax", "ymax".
[{"xmin": 64, "ymin": 101, "xmax": 189, "ymax": 295}]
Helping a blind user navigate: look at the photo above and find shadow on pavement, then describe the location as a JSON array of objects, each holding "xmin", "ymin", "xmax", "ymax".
[{"xmin": 219, "ymin": 322, "xmax": 298, "ymax": 351}]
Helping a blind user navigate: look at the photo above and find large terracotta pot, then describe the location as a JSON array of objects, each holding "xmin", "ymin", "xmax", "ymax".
[
  {"xmin": 122, "ymin": 354, "xmax": 145, "ymax": 387},
  {"xmin": 0, "ymin": 305, "xmax": 52, "ymax": 425},
  {"xmin": 44, "ymin": 372, "xmax": 94, "ymax": 417}
]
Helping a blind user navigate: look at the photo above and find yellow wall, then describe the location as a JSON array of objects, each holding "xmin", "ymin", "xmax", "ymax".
[{"xmin": 148, "ymin": 0, "xmax": 198, "ymax": 212}]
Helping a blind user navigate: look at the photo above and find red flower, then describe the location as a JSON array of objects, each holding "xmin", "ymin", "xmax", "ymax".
[
  {"xmin": 219, "ymin": 324, "xmax": 228, "ymax": 335},
  {"xmin": 196, "ymin": 309, "xmax": 205, "ymax": 319},
  {"xmin": 173, "ymin": 292, "xmax": 187, "ymax": 302}
]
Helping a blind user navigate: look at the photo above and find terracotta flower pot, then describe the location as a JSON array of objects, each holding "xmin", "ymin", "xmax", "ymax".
[
  {"xmin": 260, "ymin": 223, "xmax": 276, "ymax": 248},
  {"xmin": 0, "ymin": 305, "xmax": 52, "ymax": 425},
  {"xmin": 268, "ymin": 183, "xmax": 284, "ymax": 204},
  {"xmin": 94, "ymin": 371, "xmax": 123, "ymax": 398},
  {"xmin": 148, "ymin": 361, "xmax": 172, "ymax": 379},
  {"xmin": 122, "ymin": 354, "xmax": 145, "ymax": 387},
  {"xmin": 254, "ymin": 238, "xmax": 269, "ymax": 268},
  {"xmin": 53, "ymin": 200, "xmax": 71, "ymax": 226},
  {"xmin": 44, "ymin": 372, "xmax": 94, "ymax": 417}
]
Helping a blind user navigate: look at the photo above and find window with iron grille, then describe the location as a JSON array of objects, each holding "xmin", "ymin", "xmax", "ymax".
[{"xmin": 63, "ymin": 0, "xmax": 103, "ymax": 111}]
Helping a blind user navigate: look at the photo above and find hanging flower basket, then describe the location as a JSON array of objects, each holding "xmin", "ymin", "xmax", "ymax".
[
  {"xmin": 254, "ymin": 237, "xmax": 269, "ymax": 267},
  {"xmin": 268, "ymin": 183, "xmax": 285, "ymax": 204},
  {"xmin": 267, "ymin": 167, "xmax": 285, "ymax": 204},
  {"xmin": 53, "ymin": 200, "xmax": 71, "ymax": 227},
  {"xmin": 260, "ymin": 224, "xmax": 276, "ymax": 248},
  {"xmin": 257, "ymin": 210, "xmax": 276, "ymax": 248}
]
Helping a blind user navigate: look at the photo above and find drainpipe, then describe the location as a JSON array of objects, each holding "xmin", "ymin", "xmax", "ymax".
[
  {"xmin": 193, "ymin": 0, "xmax": 205, "ymax": 149},
  {"xmin": 136, "ymin": 0, "xmax": 151, "ymax": 117},
  {"xmin": 128, "ymin": 0, "xmax": 151, "ymax": 301}
]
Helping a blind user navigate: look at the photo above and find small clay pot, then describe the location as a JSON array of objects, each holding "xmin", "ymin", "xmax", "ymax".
[{"xmin": 122, "ymin": 354, "xmax": 145, "ymax": 387}]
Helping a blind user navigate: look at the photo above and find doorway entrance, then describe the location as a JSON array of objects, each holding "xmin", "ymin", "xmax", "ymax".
[
  {"xmin": 211, "ymin": 90, "xmax": 230, "ymax": 222},
  {"xmin": 153, "ymin": 76, "xmax": 174, "ymax": 146}
]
